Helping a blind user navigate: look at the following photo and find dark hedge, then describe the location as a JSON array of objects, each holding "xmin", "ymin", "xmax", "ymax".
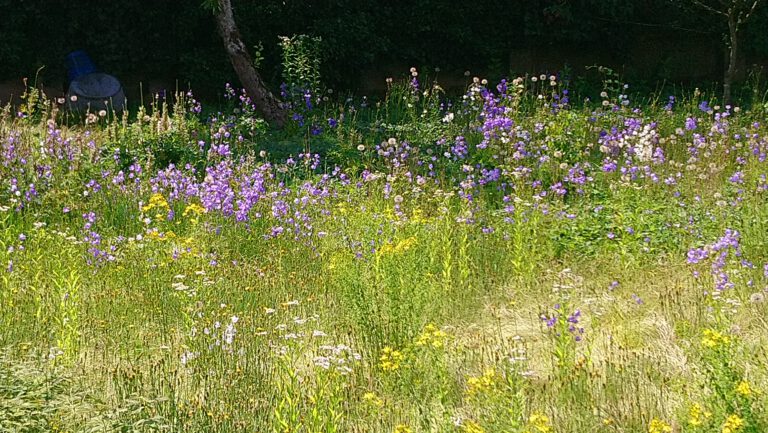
[{"xmin": 1, "ymin": 0, "xmax": 767, "ymax": 97}]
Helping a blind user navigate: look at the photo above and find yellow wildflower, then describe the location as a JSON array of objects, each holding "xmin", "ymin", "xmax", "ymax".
[
  {"xmin": 735, "ymin": 381, "xmax": 752, "ymax": 397},
  {"xmin": 702, "ymin": 329, "xmax": 730, "ymax": 349},
  {"xmin": 463, "ymin": 420, "xmax": 485, "ymax": 433},
  {"xmin": 393, "ymin": 424, "xmax": 412, "ymax": 433},
  {"xmin": 415, "ymin": 323, "xmax": 448, "ymax": 348},
  {"xmin": 182, "ymin": 203, "xmax": 206, "ymax": 223},
  {"xmin": 467, "ymin": 368, "xmax": 496, "ymax": 395},
  {"xmin": 378, "ymin": 242, "xmax": 395, "ymax": 255},
  {"xmin": 148, "ymin": 230, "xmax": 175, "ymax": 241},
  {"xmin": 378, "ymin": 237, "xmax": 418, "ymax": 257},
  {"xmin": 410, "ymin": 209, "xmax": 429, "ymax": 224},
  {"xmin": 394, "ymin": 236, "xmax": 417, "ymax": 253},
  {"xmin": 326, "ymin": 253, "xmax": 348, "ymax": 272},
  {"xmin": 526, "ymin": 412, "xmax": 553, "ymax": 433},
  {"xmin": 362, "ymin": 392, "xmax": 384, "ymax": 407},
  {"xmin": 688, "ymin": 403, "xmax": 712, "ymax": 427},
  {"xmin": 142, "ymin": 193, "xmax": 170, "ymax": 212},
  {"xmin": 379, "ymin": 347, "xmax": 405, "ymax": 371},
  {"xmin": 722, "ymin": 414, "xmax": 744, "ymax": 433},
  {"xmin": 183, "ymin": 203, "xmax": 205, "ymax": 216},
  {"xmin": 648, "ymin": 418, "xmax": 672, "ymax": 433}
]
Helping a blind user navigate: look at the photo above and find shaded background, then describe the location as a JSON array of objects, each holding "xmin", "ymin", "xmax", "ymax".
[{"xmin": 1, "ymin": 0, "xmax": 767, "ymax": 102}]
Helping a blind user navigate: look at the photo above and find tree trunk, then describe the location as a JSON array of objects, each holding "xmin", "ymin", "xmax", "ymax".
[
  {"xmin": 723, "ymin": 12, "xmax": 738, "ymax": 105},
  {"xmin": 214, "ymin": 0, "xmax": 287, "ymax": 127}
]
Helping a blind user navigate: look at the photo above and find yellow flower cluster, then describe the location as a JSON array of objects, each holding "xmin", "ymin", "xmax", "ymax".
[
  {"xmin": 393, "ymin": 424, "xmax": 412, "ymax": 433},
  {"xmin": 524, "ymin": 412, "xmax": 553, "ymax": 433},
  {"xmin": 688, "ymin": 403, "xmax": 712, "ymax": 427},
  {"xmin": 183, "ymin": 203, "xmax": 206, "ymax": 223},
  {"xmin": 148, "ymin": 230, "xmax": 176, "ymax": 241},
  {"xmin": 466, "ymin": 368, "xmax": 496, "ymax": 395},
  {"xmin": 410, "ymin": 209, "xmax": 429, "ymax": 224},
  {"xmin": 143, "ymin": 193, "xmax": 170, "ymax": 221},
  {"xmin": 143, "ymin": 193, "xmax": 169, "ymax": 212},
  {"xmin": 326, "ymin": 253, "xmax": 345, "ymax": 271},
  {"xmin": 722, "ymin": 414, "xmax": 744, "ymax": 433},
  {"xmin": 702, "ymin": 329, "xmax": 730, "ymax": 349},
  {"xmin": 378, "ymin": 236, "xmax": 418, "ymax": 256},
  {"xmin": 379, "ymin": 347, "xmax": 405, "ymax": 371},
  {"xmin": 463, "ymin": 420, "xmax": 485, "ymax": 433},
  {"xmin": 735, "ymin": 380, "xmax": 752, "ymax": 397},
  {"xmin": 648, "ymin": 418, "xmax": 672, "ymax": 433},
  {"xmin": 362, "ymin": 392, "xmax": 384, "ymax": 407},
  {"xmin": 415, "ymin": 323, "xmax": 448, "ymax": 348}
]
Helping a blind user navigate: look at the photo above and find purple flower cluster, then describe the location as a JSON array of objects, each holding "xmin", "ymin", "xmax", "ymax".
[
  {"xmin": 541, "ymin": 304, "xmax": 585, "ymax": 342},
  {"xmin": 687, "ymin": 229, "xmax": 746, "ymax": 291}
]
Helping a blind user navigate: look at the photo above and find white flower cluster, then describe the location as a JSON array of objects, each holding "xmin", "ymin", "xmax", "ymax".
[
  {"xmin": 631, "ymin": 123, "xmax": 659, "ymax": 162},
  {"xmin": 313, "ymin": 344, "xmax": 362, "ymax": 375}
]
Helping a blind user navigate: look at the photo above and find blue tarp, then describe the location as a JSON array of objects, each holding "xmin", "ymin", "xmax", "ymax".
[
  {"xmin": 65, "ymin": 50, "xmax": 97, "ymax": 83},
  {"xmin": 64, "ymin": 51, "xmax": 125, "ymax": 112},
  {"xmin": 67, "ymin": 73, "xmax": 125, "ymax": 112}
]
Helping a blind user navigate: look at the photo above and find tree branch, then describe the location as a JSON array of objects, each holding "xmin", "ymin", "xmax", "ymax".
[
  {"xmin": 690, "ymin": 0, "xmax": 729, "ymax": 16},
  {"xmin": 736, "ymin": 0, "xmax": 762, "ymax": 24},
  {"xmin": 745, "ymin": 0, "xmax": 763, "ymax": 20},
  {"xmin": 213, "ymin": 0, "xmax": 287, "ymax": 127}
]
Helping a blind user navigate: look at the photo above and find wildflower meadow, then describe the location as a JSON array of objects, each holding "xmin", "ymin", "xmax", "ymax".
[{"xmin": 1, "ymin": 68, "xmax": 768, "ymax": 433}]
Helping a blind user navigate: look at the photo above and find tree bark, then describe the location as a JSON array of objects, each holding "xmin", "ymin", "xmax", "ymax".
[{"xmin": 214, "ymin": 0, "xmax": 287, "ymax": 127}]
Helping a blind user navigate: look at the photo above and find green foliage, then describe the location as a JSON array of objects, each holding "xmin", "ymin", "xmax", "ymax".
[
  {"xmin": 279, "ymin": 34, "xmax": 323, "ymax": 96},
  {"xmin": 201, "ymin": 0, "xmax": 220, "ymax": 13}
]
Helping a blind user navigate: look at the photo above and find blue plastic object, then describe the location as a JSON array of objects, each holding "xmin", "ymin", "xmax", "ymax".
[{"xmin": 65, "ymin": 50, "xmax": 97, "ymax": 82}]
